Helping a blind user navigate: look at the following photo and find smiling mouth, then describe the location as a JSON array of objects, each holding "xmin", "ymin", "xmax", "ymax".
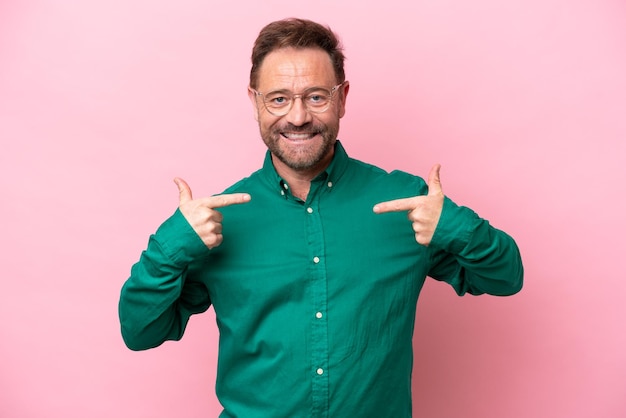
[{"xmin": 281, "ymin": 132, "xmax": 318, "ymax": 141}]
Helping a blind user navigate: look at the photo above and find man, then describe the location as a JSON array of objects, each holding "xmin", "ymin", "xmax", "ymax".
[{"xmin": 119, "ymin": 18, "xmax": 523, "ymax": 418}]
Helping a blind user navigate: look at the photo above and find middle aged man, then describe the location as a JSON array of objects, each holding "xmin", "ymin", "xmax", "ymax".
[{"xmin": 119, "ymin": 18, "xmax": 523, "ymax": 418}]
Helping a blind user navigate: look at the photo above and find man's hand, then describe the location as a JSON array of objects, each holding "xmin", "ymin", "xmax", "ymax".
[
  {"xmin": 373, "ymin": 164, "xmax": 444, "ymax": 246},
  {"xmin": 174, "ymin": 177, "xmax": 251, "ymax": 249}
]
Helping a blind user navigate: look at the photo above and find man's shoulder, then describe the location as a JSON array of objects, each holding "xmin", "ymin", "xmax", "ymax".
[
  {"xmin": 346, "ymin": 156, "xmax": 427, "ymax": 191},
  {"xmin": 220, "ymin": 167, "xmax": 265, "ymax": 194}
]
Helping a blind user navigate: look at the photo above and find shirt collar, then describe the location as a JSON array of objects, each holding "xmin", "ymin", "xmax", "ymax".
[{"xmin": 261, "ymin": 140, "xmax": 350, "ymax": 192}]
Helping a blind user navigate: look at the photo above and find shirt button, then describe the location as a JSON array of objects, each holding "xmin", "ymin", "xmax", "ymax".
[
  {"xmin": 283, "ymin": 183, "xmax": 289, "ymax": 190},
  {"xmin": 315, "ymin": 312, "xmax": 323, "ymax": 319},
  {"xmin": 313, "ymin": 256, "xmax": 320, "ymax": 264},
  {"xmin": 307, "ymin": 207, "xmax": 313, "ymax": 214},
  {"xmin": 327, "ymin": 181, "xmax": 333, "ymax": 188},
  {"xmin": 316, "ymin": 368, "xmax": 324, "ymax": 375},
  {"xmin": 280, "ymin": 190, "xmax": 285, "ymax": 196}
]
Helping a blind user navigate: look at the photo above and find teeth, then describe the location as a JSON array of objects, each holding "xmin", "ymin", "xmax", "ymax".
[{"xmin": 284, "ymin": 133, "xmax": 313, "ymax": 140}]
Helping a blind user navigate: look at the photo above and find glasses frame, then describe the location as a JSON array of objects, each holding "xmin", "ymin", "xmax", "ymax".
[{"xmin": 251, "ymin": 81, "xmax": 346, "ymax": 117}]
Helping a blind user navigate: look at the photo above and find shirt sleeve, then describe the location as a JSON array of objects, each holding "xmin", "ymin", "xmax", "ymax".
[
  {"xmin": 427, "ymin": 197, "xmax": 524, "ymax": 296},
  {"xmin": 118, "ymin": 209, "xmax": 212, "ymax": 350}
]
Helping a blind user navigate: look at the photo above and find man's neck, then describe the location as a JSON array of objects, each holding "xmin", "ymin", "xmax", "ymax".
[{"xmin": 271, "ymin": 153, "xmax": 333, "ymax": 201}]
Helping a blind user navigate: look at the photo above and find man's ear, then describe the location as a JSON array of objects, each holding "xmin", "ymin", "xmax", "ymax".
[
  {"xmin": 248, "ymin": 87, "xmax": 260, "ymax": 122},
  {"xmin": 338, "ymin": 81, "xmax": 349, "ymax": 118}
]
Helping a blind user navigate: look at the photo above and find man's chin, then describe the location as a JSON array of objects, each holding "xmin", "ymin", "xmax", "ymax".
[
  {"xmin": 280, "ymin": 144, "xmax": 335, "ymax": 172},
  {"xmin": 277, "ymin": 153, "xmax": 319, "ymax": 171},
  {"xmin": 264, "ymin": 134, "xmax": 335, "ymax": 172}
]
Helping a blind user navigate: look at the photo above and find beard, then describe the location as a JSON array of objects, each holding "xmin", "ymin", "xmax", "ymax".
[{"xmin": 260, "ymin": 120, "xmax": 339, "ymax": 172}]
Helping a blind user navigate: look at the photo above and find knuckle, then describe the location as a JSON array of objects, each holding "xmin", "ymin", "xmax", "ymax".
[
  {"xmin": 211, "ymin": 211, "xmax": 224, "ymax": 223},
  {"xmin": 205, "ymin": 234, "xmax": 220, "ymax": 248},
  {"xmin": 214, "ymin": 196, "xmax": 227, "ymax": 206}
]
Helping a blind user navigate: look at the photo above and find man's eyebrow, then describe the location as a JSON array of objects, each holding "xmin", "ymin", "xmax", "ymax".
[
  {"xmin": 265, "ymin": 88, "xmax": 291, "ymax": 94},
  {"xmin": 265, "ymin": 86, "xmax": 330, "ymax": 94}
]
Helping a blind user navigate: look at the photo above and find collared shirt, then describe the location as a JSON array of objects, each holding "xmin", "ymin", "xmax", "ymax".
[{"xmin": 119, "ymin": 141, "xmax": 523, "ymax": 418}]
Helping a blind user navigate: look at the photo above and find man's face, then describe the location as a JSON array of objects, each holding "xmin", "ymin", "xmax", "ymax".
[{"xmin": 249, "ymin": 47, "xmax": 348, "ymax": 175}]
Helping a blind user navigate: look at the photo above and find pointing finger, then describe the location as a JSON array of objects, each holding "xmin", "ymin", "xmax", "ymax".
[
  {"xmin": 205, "ymin": 193, "xmax": 251, "ymax": 209},
  {"xmin": 174, "ymin": 177, "xmax": 192, "ymax": 204},
  {"xmin": 427, "ymin": 164, "xmax": 443, "ymax": 196},
  {"xmin": 373, "ymin": 197, "xmax": 418, "ymax": 214}
]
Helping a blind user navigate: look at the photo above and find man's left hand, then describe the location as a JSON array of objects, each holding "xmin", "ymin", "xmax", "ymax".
[{"xmin": 373, "ymin": 164, "xmax": 444, "ymax": 246}]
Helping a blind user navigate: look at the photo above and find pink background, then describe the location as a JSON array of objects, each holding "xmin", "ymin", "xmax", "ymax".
[{"xmin": 1, "ymin": 0, "xmax": 625, "ymax": 417}]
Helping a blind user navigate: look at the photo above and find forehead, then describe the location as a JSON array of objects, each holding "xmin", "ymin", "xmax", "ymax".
[{"xmin": 257, "ymin": 47, "xmax": 337, "ymax": 91}]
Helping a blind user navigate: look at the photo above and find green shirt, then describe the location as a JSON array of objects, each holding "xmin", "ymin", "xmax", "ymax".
[{"xmin": 119, "ymin": 141, "xmax": 523, "ymax": 418}]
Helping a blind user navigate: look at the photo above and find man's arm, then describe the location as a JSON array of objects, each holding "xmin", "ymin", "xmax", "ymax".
[
  {"xmin": 373, "ymin": 164, "xmax": 523, "ymax": 296},
  {"xmin": 118, "ymin": 179, "xmax": 251, "ymax": 350},
  {"xmin": 427, "ymin": 198, "xmax": 523, "ymax": 296},
  {"xmin": 119, "ymin": 209, "xmax": 212, "ymax": 350}
]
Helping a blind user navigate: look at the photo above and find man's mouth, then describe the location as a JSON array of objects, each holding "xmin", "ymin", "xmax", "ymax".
[{"xmin": 281, "ymin": 132, "xmax": 318, "ymax": 141}]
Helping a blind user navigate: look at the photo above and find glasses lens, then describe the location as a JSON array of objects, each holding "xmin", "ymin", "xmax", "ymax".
[
  {"xmin": 264, "ymin": 92, "xmax": 291, "ymax": 115},
  {"xmin": 302, "ymin": 90, "xmax": 332, "ymax": 113}
]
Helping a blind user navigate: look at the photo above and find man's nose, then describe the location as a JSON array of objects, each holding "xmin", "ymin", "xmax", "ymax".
[{"xmin": 284, "ymin": 96, "xmax": 312, "ymax": 126}]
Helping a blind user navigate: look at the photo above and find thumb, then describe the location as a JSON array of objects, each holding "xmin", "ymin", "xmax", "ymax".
[
  {"xmin": 427, "ymin": 164, "xmax": 443, "ymax": 196},
  {"xmin": 174, "ymin": 177, "xmax": 192, "ymax": 204}
]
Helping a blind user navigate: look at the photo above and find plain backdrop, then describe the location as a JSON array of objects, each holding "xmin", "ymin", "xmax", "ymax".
[{"xmin": 1, "ymin": 0, "xmax": 625, "ymax": 417}]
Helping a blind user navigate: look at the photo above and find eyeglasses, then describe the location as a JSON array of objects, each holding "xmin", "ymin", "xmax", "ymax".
[{"xmin": 251, "ymin": 82, "xmax": 345, "ymax": 117}]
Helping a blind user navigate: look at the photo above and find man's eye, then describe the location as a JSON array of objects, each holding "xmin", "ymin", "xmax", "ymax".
[{"xmin": 268, "ymin": 96, "xmax": 289, "ymax": 106}]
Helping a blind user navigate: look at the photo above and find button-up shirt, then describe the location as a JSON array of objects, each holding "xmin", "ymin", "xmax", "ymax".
[{"xmin": 119, "ymin": 141, "xmax": 523, "ymax": 418}]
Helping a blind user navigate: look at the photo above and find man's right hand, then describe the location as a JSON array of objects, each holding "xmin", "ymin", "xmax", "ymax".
[{"xmin": 174, "ymin": 177, "xmax": 251, "ymax": 249}]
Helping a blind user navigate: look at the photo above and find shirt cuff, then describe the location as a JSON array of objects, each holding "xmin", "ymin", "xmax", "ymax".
[
  {"xmin": 152, "ymin": 208, "xmax": 211, "ymax": 265},
  {"xmin": 429, "ymin": 197, "xmax": 479, "ymax": 254}
]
